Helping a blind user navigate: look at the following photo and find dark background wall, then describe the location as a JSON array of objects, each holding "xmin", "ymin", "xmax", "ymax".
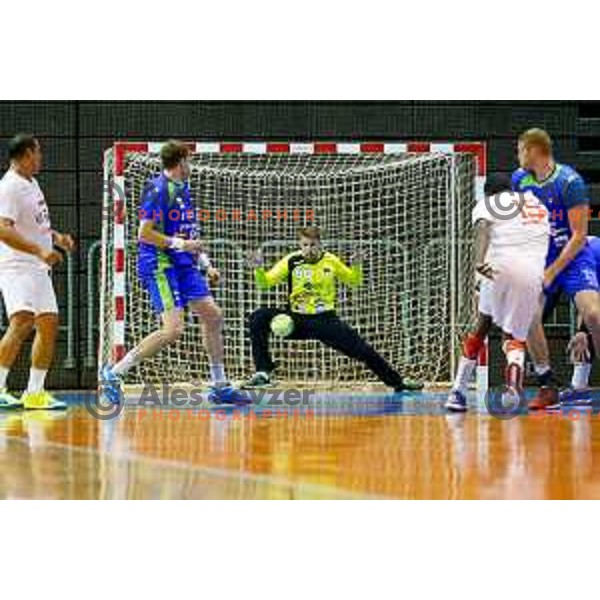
[{"xmin": 0, "ymin": 101, "xmax": 598, "ymax": 389}]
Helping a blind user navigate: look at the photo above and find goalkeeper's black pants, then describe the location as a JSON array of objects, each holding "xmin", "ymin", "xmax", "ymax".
[{"xmin": 248, "ymin": 307, "xmax": 404, "ymax": 389}]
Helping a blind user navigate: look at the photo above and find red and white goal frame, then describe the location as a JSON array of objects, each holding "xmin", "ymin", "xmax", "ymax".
[{"xmin": 101, "ymin": 140, "xmax": 487, "ymax": 386}]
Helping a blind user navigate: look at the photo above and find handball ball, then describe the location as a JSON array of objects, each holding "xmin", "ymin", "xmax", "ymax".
[{"xmin": 270, "ymin": 314, "xmax": 294, "ymax": 337}]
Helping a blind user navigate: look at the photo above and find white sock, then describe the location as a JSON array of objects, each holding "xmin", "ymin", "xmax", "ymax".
[
  {"xmin": 27, "ymin": 368, "xmax": 47, "ymax": 393},
  {"xmin": 572, "ymin": 363, "xmax": 592, "ymax": 390},
  {"xmin": 0, "ymin": 366, "xmax": 9, "ymax": 390},
  {"xmin": 209, "ymin": 363, "xmax": 227, "ymax": 387},
  {"xmin": 112, "ymin": 349, "xmax": 141, "ymax": 376},
  {"xmin": 452, "ymin": 356, "xmax": 477, "ymax": 394}
]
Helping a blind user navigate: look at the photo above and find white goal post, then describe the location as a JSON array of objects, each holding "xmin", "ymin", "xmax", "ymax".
[{"xmin": 99, "ymin": 141, "xmax": 486, "ymax": 389}]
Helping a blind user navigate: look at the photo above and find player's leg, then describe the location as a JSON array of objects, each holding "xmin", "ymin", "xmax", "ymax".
[
  {"xmin": 122, "ymin": 308, "xmax": 185, "ymax": 368},
  {"xmin": 1, "ymin": 271, "xmax": 66, "ymax": 410},
  {"xmin": 22, "ymin": 312, "xmax": 67, "ymax": 409},
  {"xmin": 101, "ymin": 308, "xmax": 185, "ymax": 403},
  {"xmin": 245, "ymin": 306, "xmax": 289, "ymax": 387},
  {"xmin": 528, "ymin": 288, "xmax": 563, "ymax": 386},
  {"xmin": 525, "ymin": 284, "xmax": 571, "ymax": 409},
  {"xmin": 188, "ymin": 297, "xmax": 226, "ymax": 383},
  {"xmin": 502, "ymin": 333, "xmax": 526, "ymax": 392},
  {"xmin": 565, "ymin": 293, "xmax": 600, "ymax": 405},
  {"xmin": 0, "ymin": 310, "xmax": 34, "ymax": 407},
  {"xmin": 100, "ymin": 267, "xmax": 185, "ymax": 403},
  {"xmin": 445, "ymin": 312, "xmax": 492, "ymax": 412},
  {"xmin": 179, "ymin": 267, "xmax": 249, "ymax": 404},
  {"xmin": 309, "ymin": 314, "xmax": 421, "ymax": 392},
  {"xmin": 566, "ymin": 322, "xmax": 594, "ymax": 403},
  {"xmin": 484, "ymin": 262, "xmax": 553, "ymax": 411},
  {"xmin": 445, "ymin": 279, "xmax": 493, "ymax": 412},
  {"xmin": 574, "ymin": 290, "xmax": 600, "ymax": 357}
]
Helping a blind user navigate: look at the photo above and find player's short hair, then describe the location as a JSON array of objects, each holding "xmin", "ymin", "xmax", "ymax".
[
  {"xmin": 484, "ymin": 173, "xmax": 512, "ymax": 196},
  {"xmin": 519, "ymin": 128, "xmax": 553, "ymax": 155},
  {"xmin": 8, "ymin": 133, "xmax": 38, "ymax": 161},
  {"xmin": 298, "ymin": 226, "xmax": 321, "ymax": 241},
  {"xmin": 160, "ymin": 140, "xmax": 190, "ymax": 169}
]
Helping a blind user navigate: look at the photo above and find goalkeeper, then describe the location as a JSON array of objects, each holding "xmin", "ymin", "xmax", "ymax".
[{"xmin": 244, "ymin": 226, "xmax": 422, "ymax": 392}]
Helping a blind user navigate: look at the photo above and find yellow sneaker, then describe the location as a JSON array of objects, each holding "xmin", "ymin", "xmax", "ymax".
[
  {"xmin": 22, "ymin": 390, "xmax": 67, "ymax": 410},
  {"xmin": 0, "ymin": 388, "xmax": 23, "ymax": 409}
]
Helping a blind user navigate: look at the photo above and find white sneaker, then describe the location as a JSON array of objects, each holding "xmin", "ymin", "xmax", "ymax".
[{"xmin": 0, "ymin": 388, "xmax": 23, "ymax": 409}]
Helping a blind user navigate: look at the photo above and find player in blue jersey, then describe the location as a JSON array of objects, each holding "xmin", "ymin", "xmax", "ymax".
[
  {"xmin": 511, "ymin": 129, "xmax": 600, "ymax": 409},
  {"xmin": 558, "ymin": 235, "xmax": 600, "ymax": 403},
  {"xmin": 100, "ymin": 141, "xmax": 249, "ymax": 405}
]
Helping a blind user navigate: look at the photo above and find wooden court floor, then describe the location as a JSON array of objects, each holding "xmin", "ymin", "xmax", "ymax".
[{"xmin": 2, "ymin": 392, "xmax": 600, "ymax": 499}]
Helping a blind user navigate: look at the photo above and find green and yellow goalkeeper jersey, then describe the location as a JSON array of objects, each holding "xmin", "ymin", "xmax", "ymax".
[{"xmin": 254, "ymin": 250, "xmax": 362, "ymax": 315}]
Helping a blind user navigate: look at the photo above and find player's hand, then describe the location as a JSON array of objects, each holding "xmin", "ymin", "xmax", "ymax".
[
  {"xmin": 475, "ymin": 262, "xmax": 498, "ymax": 280},
  {"xmin": 182, "ymin": 239, "xmax": 205, "ymax": 253},
  {"xmin": 543, "ymin": 266, "xmax": 558, "ymax": 290},
  {"xmin": 247, "ymin": 249, "xmax": 264, "ymax": 268},
  {"xmin": 568, "ymin": 331, "xmax": 590, "ymax": 363},
  {"xmin": 207, "ymin": 267, "xmax": 220, "ymax": 286},
  {"xmin": 54, "ymin": 232, "xmax": 76, "ymax": 253},
  {"xmin": 38, "ymin": 248, "xmax": 63, "ymax": 267},
  {"xmin": 350, "ymin": 249, "xmax": 368, "ymax": 264}
]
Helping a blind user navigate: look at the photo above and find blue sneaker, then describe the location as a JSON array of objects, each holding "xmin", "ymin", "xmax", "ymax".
[
  {"xmin": 558, "ymin": 386, "xmax": 592, "ymax": 407},
  {"xmin": 208, "ymin": 384, "xmax": 252, "ymax": 406},
  {"xmin": 444, "ymin": 389, "xmax": 467, "ymax": 412},
  {"xmin": 99, "ymin": 365, "xmax": 123, "ymax": 405}
]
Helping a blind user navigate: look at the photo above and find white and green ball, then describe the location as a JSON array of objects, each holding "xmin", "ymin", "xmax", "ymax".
[{"xmin": 270, "ymin": 314, "xmax": 294, "ymax": 337}]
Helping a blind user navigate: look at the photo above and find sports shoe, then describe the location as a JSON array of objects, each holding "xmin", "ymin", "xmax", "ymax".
[
  {"xmin": 0, "ymin": 388, "xmax": 23, "ymax": 409},
  {"xmin": 444, "ymin": 389, "xmax": 468, "ymax": 412},
  {"xmin": 22, "ymin": 390, "xmax": 67, "ymax": 410},
  {"xmin": 99, "ymin": 364, "xmax": 123, "ymax": 405},
  {"xmin": 208, "ymin": 384, "xmax": 253, "ymax": 405},
  {"xmin": 528, "ymin": 386, "xmax": 560, "ymax": 411},
  {"xmin": 558, "ymin": 386, "xmax": 592, "ymax": 407},
  {"xmin": 395, "ymin": 378, "xmax": 424, "ymax": 392},
  {"xmin": 242, "ymin": 371, "xmax": 276, "ymax": 389}
]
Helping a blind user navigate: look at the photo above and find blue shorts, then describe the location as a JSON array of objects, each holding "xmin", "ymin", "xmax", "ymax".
[
  {"xmin": 139, "ymin": 266, "xmax": 211, "ymax": 314},
  {"xmin": 546, "ymin": 242, "xmax": 600, "ymax": 299}
]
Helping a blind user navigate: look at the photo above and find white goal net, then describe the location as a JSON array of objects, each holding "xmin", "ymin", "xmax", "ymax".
[{"xmin": 100, "ymin": 145, "xmax": 479, "ymax": 388}]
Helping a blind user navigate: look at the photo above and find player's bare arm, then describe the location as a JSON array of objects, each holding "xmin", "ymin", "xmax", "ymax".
[
  {"xmin": 52, "ymin": 230, "xmax": 76, "ymax": 253},
  {"xmin": 543, "ymin": 205, "xmax": 588, "ymax": 287},
  {"xmin": 473, "ymin": 218, "xmax": 497, "ymax": 280},
  {"xmin": 0, "ymin": 216, "xmax": 62, "ymax": 266}
]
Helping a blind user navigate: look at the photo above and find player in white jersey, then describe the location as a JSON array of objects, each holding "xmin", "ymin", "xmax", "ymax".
[
  {"xmin": 445, "ymin": 173, "xmax": 549, "ymax": 412},
  {"xmin": 0, "ymin": 134, "xmax": 75, "ymax": 409}
]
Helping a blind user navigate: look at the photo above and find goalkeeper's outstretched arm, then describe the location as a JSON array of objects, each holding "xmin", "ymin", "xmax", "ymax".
[
  {"xmin": 254, "ymin": 253, "xmax": 290, "ymax": 289},
  {"xmin": 331, "ymin": 253, "xmax": 363, "ymax": 287}
]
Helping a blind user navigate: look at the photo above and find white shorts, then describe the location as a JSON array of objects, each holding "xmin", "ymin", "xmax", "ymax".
[
  {"xmin": 478, "ymin": 260, "xmax": 543, "ymax": 341},
  {"xmin": 0, "ymin": 269, "xmax": 58, "ymax": 318}
]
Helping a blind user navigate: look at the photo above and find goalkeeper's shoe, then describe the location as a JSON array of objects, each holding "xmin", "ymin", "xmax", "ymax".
[
  {"xmin": 0, "ymin": 388, "xmax": 23, "ymax": 409},
  {"xmin": 394, "ymin": 378, "xmax": 424, "ymax": 393},
  {"xmin": 208, "ymin": 384, "xmax": 253, "ymax": 406},
  {"xmin": 444, "ymin": 389, "xmax": 468, "ymax": 412},
  {"xmin": 242, "ymin": 371, "xmax": 276, "ymax": 389},
  {"xmin": 22, "ymin": 391, "xmax": 67, "ymax": 410},
  {"xmin": 99, "ymin": 364, "xmax": 123, "ymax": 405}
]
